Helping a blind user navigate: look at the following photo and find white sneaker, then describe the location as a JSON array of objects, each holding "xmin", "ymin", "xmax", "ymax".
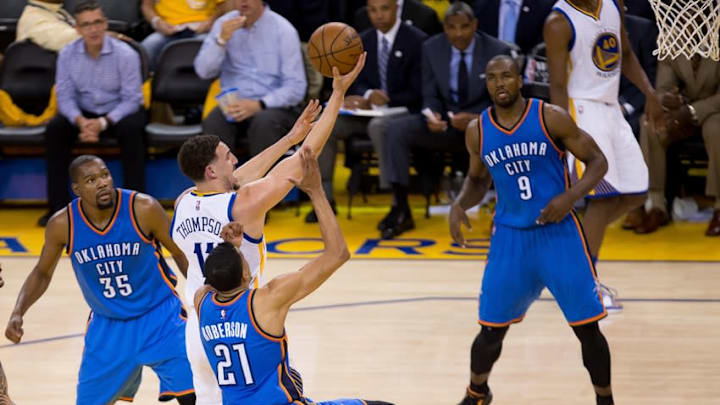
[{"xmin": 598, "ymin": 283, "xmax": 623, "ymax": 313}]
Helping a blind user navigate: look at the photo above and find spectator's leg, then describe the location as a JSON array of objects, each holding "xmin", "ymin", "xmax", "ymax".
[
  {"xmin": 368, "ymin": 114, "xmax": 403, "ymax": 191},
  {"xmin": 202, "ymin": 107, "xmax": 239, "ymax": 149},
  {"xmin": 318, "ymin": 115, "xmax": 369, "ymax": 201},
  {"xmin": 246, "ymin": 107, "xmax": 299, "ymax": 156},
  {"xmin": 109, "ymin": 110, "xmax": 148, "ymax": 192},
  {"xmin": 140, "ymin": 32, "xmax": 173, "ymax": 71},
  {"xmin": 634, "ymin": 117, "xmax": 669, "ymax": 233},
  {"xmin": 702, "ymin": 113, "xmax": 720, "ymax": 235},
  {"xmin": 44, "ymin": 114, "xmax": 78, "ymax": 220}
]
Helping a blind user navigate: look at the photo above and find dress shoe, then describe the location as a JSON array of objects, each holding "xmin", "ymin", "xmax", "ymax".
[
  {"xmin": 621, "ymin": 207, "xmax": 646, "ymax": 230},
  {"xmin": 381, "ymin": 210, "xmax": 414, "ymax": 239},
  {"xmin": 304, "ymin": 200, "xmax": 337, "ymax": 223},
  {"xmin": 634, "ymin": 208, "xmax": 669, "ymax": 234},
  {"xmin": 377, "ymin": 206, "xmax": 401, "ymax": 231},
  {"xmin": 706, "ymin": 209, "xmax": 720, "ymax": 236}
]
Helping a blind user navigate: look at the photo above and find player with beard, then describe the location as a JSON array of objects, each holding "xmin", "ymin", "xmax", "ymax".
[
  {"xmin": 449, "ymin": 55, "xmax": 616, "ymax": 405},
  {"xmin": 5, "ymin": 156, "xmax": 196, "ymax": 405}
]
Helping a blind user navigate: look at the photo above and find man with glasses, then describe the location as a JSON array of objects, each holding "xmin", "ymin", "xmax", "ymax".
[{"xmin": 39, "ymin": 0, "xmax": 147, "ymax": 227}]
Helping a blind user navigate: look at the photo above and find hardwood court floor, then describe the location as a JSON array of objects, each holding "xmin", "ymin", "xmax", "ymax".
[{"xmin": 0, "ymin": 257, "xmax": 718, "ymax": 404}]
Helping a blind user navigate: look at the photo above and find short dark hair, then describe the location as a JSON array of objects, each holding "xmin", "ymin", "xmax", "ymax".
[
  {"xmin": 487, "ymin": 54, "xmax": 521, "ymax": 75},
  {"xmin": 444, "ymin": 1, "xmax": 475, "ymax": 23},
  {"xmin": 69, "ymin": 155, "xmax": 103, "ymax": 182},
  {"xmin": 177, "ymin": 134, "xmax": 221, "ymax": 182},
  {"xmin": 73, "ymin": 0, "xmax": 102, "ymax": 16},
  {"xmin": 204, "ymin": 242, "xmax": 246, "ymax": 292}
]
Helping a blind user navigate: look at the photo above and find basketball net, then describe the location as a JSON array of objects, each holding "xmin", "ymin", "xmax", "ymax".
[{"xmin": 648, "ymin": 0, "xmax": 720, "ymax": 61}]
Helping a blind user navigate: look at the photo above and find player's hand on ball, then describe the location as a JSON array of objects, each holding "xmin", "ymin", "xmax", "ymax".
[
  {"xmin": 220, "ymin": 16, "xmax": 246, "ymax": 42},
  {"xmin": 287, "ymin": 100, "xmax": 321, "ymax": 144},
  {"xmin": 287, "ymin": 147, "xmax": 321, "ymax": 194},
  {"xmin": 5, "ymin": 315, "xmax": 23, "ymax": 344},
  {"xmin": 220, "ymin": 222, "xmax": 244, "ymax": 247},
  {"xmin": 332, "ymin": 52, "xmax": 367, "ymax": 93},
  {"xmin": 449, "ymin": 202, "xmax": 472, "ymax": 247},
  {"xmin": 537, "ymin": 193, "xmax": 574, "ymax": 225}
]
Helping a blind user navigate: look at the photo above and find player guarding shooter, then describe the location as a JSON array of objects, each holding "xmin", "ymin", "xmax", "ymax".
[
  {"xmin": 174, "ymin": 55, "xmax": 366, "ymax": 404},
  {"xmin": 5, "ymin": 156, "xmax": 196, "ymax": 405},
  {"xmin": 544, "ymin": 0, "xmax": 664, "ymax": 310},
  {"xmin": 450, "ymin": 56, "xmax": 615, "ymax": 405},
  {"xmin": 195, "ymin": 147, "xmax": 392, "ymax": 405}
]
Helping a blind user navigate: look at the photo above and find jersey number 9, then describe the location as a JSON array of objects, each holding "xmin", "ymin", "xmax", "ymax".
[{"xmin": 518, "ymin": 175, "xmax": 533, "ymax": 200}]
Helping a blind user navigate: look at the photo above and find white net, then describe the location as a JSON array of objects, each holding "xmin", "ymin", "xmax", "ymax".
[{"xmin": 648, "ymin": 0, "xmax": 720, "ymax": 61}]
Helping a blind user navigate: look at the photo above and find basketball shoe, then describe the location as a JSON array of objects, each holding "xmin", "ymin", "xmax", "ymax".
[{"xmin": 458, "ymin": 386, "xmax": 492, "ymax": 405}]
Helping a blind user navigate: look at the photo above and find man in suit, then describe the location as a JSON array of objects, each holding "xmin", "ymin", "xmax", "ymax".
[
  {"xmin": 629, "ymin": 55, "xmax": 720, "ymax": 236},
  {"xmin": 472, "ymin": 0, "xmax": 554, "ymax": 54},
  {"xmin": 312, "ymin": 0, "xmax": 428, "ymax": 222},
  {"xmin": 354, "ymin": 0, "xmax": 443, "ymax": 36},
  {"xmin": 619, "ymin": 14, "xmax": 658, "ymax": 138},
  {"xmin": 378, "ymin": 1, "xmax": 512, "ymax": 238}
]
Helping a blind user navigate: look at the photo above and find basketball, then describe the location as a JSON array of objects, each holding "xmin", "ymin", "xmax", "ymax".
[{"xmin": 308, "ymin": 22, "xmax": 363, "ymax": 78}]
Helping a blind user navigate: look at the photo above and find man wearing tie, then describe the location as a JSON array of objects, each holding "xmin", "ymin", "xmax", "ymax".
[
  {"xmin": 473, "ymin": 0, "xmax": 554, "ymax": 54},
  {"xmin": 313, "ymin": 0, "xmax": 428, "ymax": 222},
  {"xmin": 378, "ymin": 1, "xmax": 512, "ymax": 238}
]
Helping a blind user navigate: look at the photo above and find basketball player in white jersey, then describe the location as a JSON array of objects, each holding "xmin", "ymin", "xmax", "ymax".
[
  {"xmin": 544, "ymin": 0, "xmax": 664, "ymax": 311},
  {"xmin": 172, "ymin": 53, "xmax": 366, "ymax": 404}
]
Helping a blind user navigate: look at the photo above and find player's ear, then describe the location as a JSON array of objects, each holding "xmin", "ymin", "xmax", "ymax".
[
  {"xmin": 71, "ymin": 182, "xmax": 80, "ymax": 197},
  {"xmin": 204, "ymin": 164, "xmax": 215, "ymax": 180}
]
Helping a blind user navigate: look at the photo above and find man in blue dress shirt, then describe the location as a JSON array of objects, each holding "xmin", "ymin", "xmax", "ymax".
[
  {"xmin": 194, "ymin": 0, "xmax": 307, "ymax": 157},
  {"xmin": 41, "ymin": 0, "xmax": 147, "ymax": 226}
]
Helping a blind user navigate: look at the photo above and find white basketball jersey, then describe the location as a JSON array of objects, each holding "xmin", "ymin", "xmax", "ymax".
[
  {"xmin": 553, "ymin": 0, "xmax": 622, "ymax": 104},
  {"xmin": 171, "ymin": 190, "xmax": 266, "ymax": 307}
]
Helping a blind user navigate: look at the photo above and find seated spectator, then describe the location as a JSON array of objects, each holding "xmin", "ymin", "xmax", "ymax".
[
  {"xmin": 472, "ymin": 0, "xmax": 554, "ymax": 54},
  {"xmin": 40, "ymin": 0, "xmax": 146, "ymax": 226},
  {"xmin": 266, "ymin": 0, "xmax": 328, "ymax": 99},
  {"xmin": 140, "ymin": 0, "xmax": 228, "ymax": 70},
  {"xmin": 311, "ymin": 0, "xmax": 428, "ymax": 222},
  {"xmin": 379, "ymin": 1, "xmax": 512, "ymax": 239},
  {"xmin": 626, "ymin": 55, "xmax": 720, "ymax": 236},
  {"xmin": 194, "ymin": 0, "xmax": 306, "ymax": 156},
  {"xmin": 619, "ymin": 14, "xmax": 658, "ymax": 137},
  {"xmin": 355, "ymin": 0, "xmax": 443, "ymax": 36},
  {"xmin": 16, "ymin": 0, "xmax": 80, "ymax": 52}
]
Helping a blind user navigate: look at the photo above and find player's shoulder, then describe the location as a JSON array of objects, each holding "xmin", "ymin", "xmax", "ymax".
[
  {"xmin": 46, "ymin": 206, "xmax": 70, "ymax": 240},
  {"xmin": 130, "ymin": 191, "xmax": 162, "ymax": 216}
]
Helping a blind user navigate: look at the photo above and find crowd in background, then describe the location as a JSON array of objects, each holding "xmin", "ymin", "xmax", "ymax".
[{"xmin": 2, "ymin": 0, "xmax": 719, "ymax": 237}]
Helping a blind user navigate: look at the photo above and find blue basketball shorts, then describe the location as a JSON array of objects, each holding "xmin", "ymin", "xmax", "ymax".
[
  {"xmin": 76, "ymin": 295, "xmax": 194, "ymax": 405},
  {"xmin": 307, "ymin": 399, "xmax": 369, "ymax": 405},
  {"xmin": 479, "ymin": 213, "xmax": 606, "ymax": 326}
]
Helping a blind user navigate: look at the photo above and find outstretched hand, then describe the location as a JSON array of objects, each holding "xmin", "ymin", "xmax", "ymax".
[
  {"xmin": 287, "ymin": 100, "xmax": 322, "ymax": 144},
  {"xmin": 287, "ymin": 146, "xmax": 322, "ymax": 194},
  {"xmin": 332, "ymin": 52, "xmax": 367, "ymax": 94},
  {"xmin": 220, "ymin": 222, "xmax": 244, "ymax": 248}
]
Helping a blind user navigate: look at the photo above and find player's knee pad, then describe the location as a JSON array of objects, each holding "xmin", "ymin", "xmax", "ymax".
[{"xmin": 471, "ymin": 325, "xmax": 509, "ymax": 374}]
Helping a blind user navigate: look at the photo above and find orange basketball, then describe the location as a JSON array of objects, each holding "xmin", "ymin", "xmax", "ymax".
[{"xmin": 308, "ymin": 22, "xmax": 363, "ymax": 78}]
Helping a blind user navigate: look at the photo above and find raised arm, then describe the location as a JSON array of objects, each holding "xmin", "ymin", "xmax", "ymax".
[
  {"xmin": 252, "ymin": 148, "xmax": 350, "ymax": 334},
  {"xmin": 232, "ymin": 100, "xmax": 321, "ymax": 187},
  {"xmin": 5, "ymin": 211, "xmax": 68, "ymax": 343},
  {"xmin": 232, "ymin": 53, "xmax": 367, "ymax": 238},
  {"xmin": 543, "ymin": 11, "xmax": 573, "ymax": 112},
  {"xmin": 134, "ymin": 193, "xmax": 189, "ymax": 279},
  {"xmin": 536, "ymin": 103, "xmax": 608, "ymax": 224},
  {"xmin": 449, "ymin": 119, "xmax": 493, "ymax": 246}
]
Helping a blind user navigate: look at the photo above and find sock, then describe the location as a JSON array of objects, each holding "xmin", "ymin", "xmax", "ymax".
[
  {"xmin": 392, "ymin": 183, "xmax": 409, "ymax": 212},
  {"xmin": 596, "ymin": 393, "xmax": 614, "ymax": 405},
  {"xmin": 469, "ymin": 382, "xmax": 489, "ymax": 396}
]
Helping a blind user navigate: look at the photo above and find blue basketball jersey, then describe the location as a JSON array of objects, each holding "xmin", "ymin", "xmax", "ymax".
[
  {"xmin": 198, "ymin": 289, "xmax": 304, "ymax": 405},
  {"xmin": 68, "ymin": 189, "xmax": 177, "ymax": 319},
  {"xmin": 480, "ymin": 98, "xmax": 568, "ymax": 228}
]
